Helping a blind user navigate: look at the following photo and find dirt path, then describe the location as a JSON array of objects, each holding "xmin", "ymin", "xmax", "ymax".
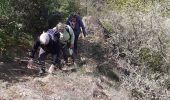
[{"xmin": 0, "ymin": 62, "xmax": 130, "ymax": 100}]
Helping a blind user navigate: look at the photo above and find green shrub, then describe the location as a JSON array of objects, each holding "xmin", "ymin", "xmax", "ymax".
[
  {"xmin": 101, "ymin": 21, "xmax": 114, "ymax": 34},
  {"xmin": 105, "ymin": 0, "xmax": 168, "ymax": 13},
  {"xmin": 0, "ymin": 0, "xmax": 10, "ymax": 16},
  {"xmin": 0, "ymin": 0, "xmax": 81, "ymax": 61},
  {"xmin": 139, "ymin": 47, "xmax": 164, "ymax": 72}
]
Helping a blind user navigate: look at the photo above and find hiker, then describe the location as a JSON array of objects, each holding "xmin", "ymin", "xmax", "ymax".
[
  {"xmin": 27, "ymin": 27, "xmax": 61, "ymax": 76},
  {"xmin": 56, "ymin": 22, "xmax": 75, "ymax": 64},
  {"xmin": 66, "ymin": 13, "xmax": 87, "ymax": 56}
]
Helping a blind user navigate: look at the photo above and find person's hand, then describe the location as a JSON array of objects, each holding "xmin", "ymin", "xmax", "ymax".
[
  {"xmin": 27, "ymin": 58, "xmax": 34, "ymax": 69},
  {"xmin": 69, "ymin": 48, "xmax": 73, "ymax": 55}
]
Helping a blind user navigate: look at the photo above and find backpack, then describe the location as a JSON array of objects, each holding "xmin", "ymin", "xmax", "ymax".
[
  {"xmin": 46, "ymin": 28, "xmax": 60, "ymax": 42},
  {"xmin": 47, "ymin": 25, "xmax": 72, "ymax": 43}
]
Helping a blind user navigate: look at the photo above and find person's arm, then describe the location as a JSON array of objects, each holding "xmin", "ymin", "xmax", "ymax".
[
  {"xmin": 30, "ymin": 40, "xmax": 41, "ymax": 58},
  {"xmin": 68, "ymin": 25, "xmax": 75, "ymax": 48},
  {"xmin": 27, "ymin": 39, "xmax": 40, "ymax": 69},
  {"xmin": 78, "ymin": 16, "xmax": 87, "ymax": 37}
]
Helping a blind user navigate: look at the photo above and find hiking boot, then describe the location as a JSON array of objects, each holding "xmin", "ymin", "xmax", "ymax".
[
  {"xmin": 58, "ymin": 64, "xmax": 62, "ymax": 70},
  {"xmin": 48, "ymin": 64, "xmax": 55, "ymax": 74}
]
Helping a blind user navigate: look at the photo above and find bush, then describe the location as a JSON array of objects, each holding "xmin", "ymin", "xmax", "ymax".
[
  {"xmin": 139, "ymin": 47, "xmax": 164, "ymax": 72},
  {"xmin": 0, "ymin": 0, "xmax": 81, "ymax": 61}
]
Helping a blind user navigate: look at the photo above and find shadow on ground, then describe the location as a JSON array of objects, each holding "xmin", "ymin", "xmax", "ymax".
[
  {"xmin": 0, "ymin": 38, "xmax": 119, "ymax": 83},
  {"xmin": 78, "ymin": 38, "xmax": 120, "ymax": 82},
  {"xmin": 0, "ymin": 61, "xmax": 38, "ymax": 83}
]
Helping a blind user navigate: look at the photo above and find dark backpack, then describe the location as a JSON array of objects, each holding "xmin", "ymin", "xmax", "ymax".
[{"xmin": 46, "ymin": 28, "xmax": 60, "ymax": 42}]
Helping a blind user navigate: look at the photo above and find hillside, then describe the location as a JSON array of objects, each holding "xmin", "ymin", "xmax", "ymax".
[
  {"xmin": 0, "ymin": 0, "xmax": 170, "ymax": 100},
  {"xmin": 0, "ymin": 16, "xmax": 169, "ymax": 100},
  {"xmin": 0, "ymin": 21, "xmax": 130, "ymax": 99}
]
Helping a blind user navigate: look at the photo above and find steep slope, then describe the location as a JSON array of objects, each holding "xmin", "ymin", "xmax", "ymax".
[{"xmin": 0, "ymin": 17, "xmax": 130, "ymax": 99}]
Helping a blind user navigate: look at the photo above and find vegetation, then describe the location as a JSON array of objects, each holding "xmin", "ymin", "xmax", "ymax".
[
  {"xmin": 0, "ymin": 0, "xmax": 170, "ymax": 99},
  {"xmin": 0, "ymin": 0, "xmax": 80, "ymax": 61},
  {"xmin": 83, "ymin": 0, "xmax": 170, "ymax": 99}
]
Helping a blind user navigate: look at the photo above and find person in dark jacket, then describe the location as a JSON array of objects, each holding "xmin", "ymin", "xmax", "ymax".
[
  {"xmin": 27, "ymin": 28, "xmax": 61, "ymax": 76},
  {"xmin": 66, "ymin": 13, "xmax": 87, "ymax": 56}
]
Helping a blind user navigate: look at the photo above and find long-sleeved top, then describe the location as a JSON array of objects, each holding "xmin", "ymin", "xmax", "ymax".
[
  {"xmin": 30, "ymin": 39, "xmax": 60, "ymax": 58},
  {"xmin": 30, "ymin": 29, "xmax": 60, "ymax": 58},
  {"xmin": 66, "ymin": 15, "xmax": 86, "ymax": 36},
  {"xmin": 59, "ymin": 25, "xmax": 75, "ymax": 45}
]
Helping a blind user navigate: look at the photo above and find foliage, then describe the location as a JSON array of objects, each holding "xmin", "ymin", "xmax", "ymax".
[
  {"xmin": 0, "ymin": 0, "xmax": 10, "ymax": 16},
  {"xmin": 101, "ymin": 21, "xmax": 114, "ymax": 34},
  {"xmin": 139, "ymin": 47, "xmax": 164, "ymax": 72},
  {"xmin": 105, "ymin": 0, "xmax": 167, "ymax": 12},
  {"xmin": 0, "ymin": 0, "xmax": 81, "ymax": 61},
  {"xmin": 81, "ymin": 0, "xmax": 170, "ymax": 99},
  {"xmin": 58, "ymin": 0, "xmax": 80, "ymax": 17}
]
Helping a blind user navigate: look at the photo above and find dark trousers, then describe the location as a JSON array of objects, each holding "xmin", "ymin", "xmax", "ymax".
[
  {"xmin": 61, "ymin": 43, "xmax": 75, "ymax": 62},
  {"xmin": 74, "ymin": 34, "xmax": 80, "ymax": 55},
  {"xmin": 38, "ymin": 48, "xmax": 61, "ymax": 69}
]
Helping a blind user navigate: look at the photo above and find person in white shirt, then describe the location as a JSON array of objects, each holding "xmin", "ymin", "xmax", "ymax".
[{"xmin": 56, "ymin": 22, "xmax": 75, "ymax": 64}]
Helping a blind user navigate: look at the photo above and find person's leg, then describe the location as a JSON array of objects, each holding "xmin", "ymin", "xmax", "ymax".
[
  {"xmin": 74, "ymin": 34, "xmax": 80, "ymax": 56},
  {"xmin": 67, "ymin": 42, "xmax": 75, "ymax": 63},
  {"xmin": 52, "ymin": 53, "xmax": 62, "ymax": 69},
  {"xmin": 71, "ymin": 52, "xmax": 75, "ymax": 63},
  {"xmin": 51, "ymin": 43, "xmax": 62, "ymax": 71},
  {"xmin": 48, "ymin": 53, "xmax": 61, "ymax": 74},
  {"xmin": 38, "ymin": 48, "xmax": 48, "ymax": 75},
  {"xmin": 66, "ymin": 42, "xmax": 75, "ymax": 65},
  {"xmin": 62, "ymin": 44, "xmax": 68, "ymax": 63}
]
